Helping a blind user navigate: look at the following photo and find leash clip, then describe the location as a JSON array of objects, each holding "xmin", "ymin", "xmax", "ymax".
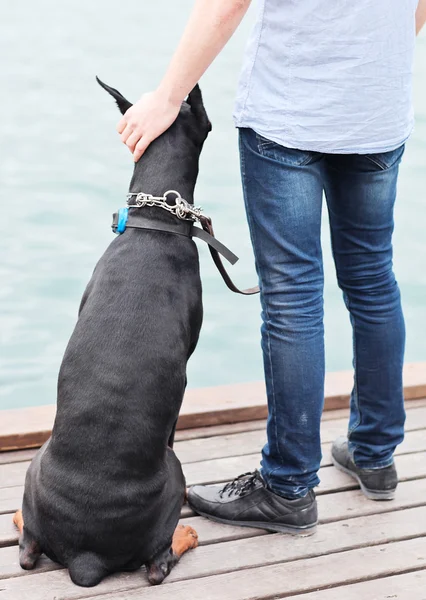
[{"xmin": 126, "ymin": 190, "xmax": 203, "ymax": 222}]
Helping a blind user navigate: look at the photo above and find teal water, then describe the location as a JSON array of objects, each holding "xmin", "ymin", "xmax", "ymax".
[{"xmin": 1, "ymin": 1, "xmax": 425, "ymax": 410}]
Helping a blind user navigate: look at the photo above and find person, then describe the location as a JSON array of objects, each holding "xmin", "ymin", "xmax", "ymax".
[{"xmin": 117, "ymin": 1, "xmax": 426, "ymax": 534}]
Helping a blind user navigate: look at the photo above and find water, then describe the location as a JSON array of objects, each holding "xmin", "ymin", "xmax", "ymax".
[{"xmin": 1, "ymin": 1, "xmax": 425, "ymax": 410}]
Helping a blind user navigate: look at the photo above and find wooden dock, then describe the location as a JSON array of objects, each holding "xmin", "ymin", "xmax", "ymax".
[{"xmin": 1, "ymin": 397, "xmax": 426, "ymax": 599}]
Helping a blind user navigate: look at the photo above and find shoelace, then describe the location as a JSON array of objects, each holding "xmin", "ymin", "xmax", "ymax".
[{"xmin": 219, "ymin": 470, "xmax": 261, "ymax": 498}]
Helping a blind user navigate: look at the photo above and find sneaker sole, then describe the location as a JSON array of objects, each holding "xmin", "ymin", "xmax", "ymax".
[
  {"xmin": 331, "ymin": 456, "xmax": 396, "ymax": 501},
  {"xmin": 191, "ymin": 509, "xmax": 317, "ymax": 536}
]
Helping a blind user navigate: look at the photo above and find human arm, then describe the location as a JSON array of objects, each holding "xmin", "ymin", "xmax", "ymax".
[
  {"xmin": 416, "ymin": 0, "xmax": 426, "ymax": 35},
  {"xmin": 118, "ymin": 0, "xmax": 252, "ymax": 162}
]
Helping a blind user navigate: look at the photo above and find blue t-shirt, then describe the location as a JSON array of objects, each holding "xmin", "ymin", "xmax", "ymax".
[{"xmin": 234, "ymin": 0, "xmax": 418, "ymax": 154}]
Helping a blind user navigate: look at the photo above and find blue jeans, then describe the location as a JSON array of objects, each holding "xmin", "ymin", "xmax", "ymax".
[{"xmin": 239, "ymin": 128, "xmax": 406, "ymax": 499}]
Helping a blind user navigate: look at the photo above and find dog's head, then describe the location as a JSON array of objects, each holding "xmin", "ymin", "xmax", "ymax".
[{"xmin": 97, "ymin": 77, "xmax": 211, "ymax": 202}]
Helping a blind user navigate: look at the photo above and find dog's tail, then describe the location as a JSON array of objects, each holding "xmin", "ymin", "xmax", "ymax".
[
  {"xmin": 96, "ymin": 76, "xmax": 132, "ymax": 115},
  {"xmin": 68, "ymin": 552, "xmax": 108, "ymax": 587}
]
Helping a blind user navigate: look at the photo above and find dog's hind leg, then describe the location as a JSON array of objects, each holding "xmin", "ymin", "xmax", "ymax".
[
  {"xmin": 68, "ymin": 552, "xmax": 109, "ymax": 587},
  {"xmin": 19, "ymin": 530, "xmax": 42, "ymax": 570},
  {"xmin": 13, "ymin": 509, "xmax": 42, "ymax": 570},
  {"xmin": 146, "ymin": 524, "xmax": 198, "ymax": 586}
]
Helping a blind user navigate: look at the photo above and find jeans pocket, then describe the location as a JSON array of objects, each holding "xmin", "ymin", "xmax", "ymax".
[
  {"xmin": 364, "ymin": 144, "xmax": 405, "ymax": 171},
  {"xmin": 254, "ymin": 131, "xmax": 321, "ymax": 167},
  {"xmin": 255, "ymin": 132, "xmax": 276, "ymax": 150}
]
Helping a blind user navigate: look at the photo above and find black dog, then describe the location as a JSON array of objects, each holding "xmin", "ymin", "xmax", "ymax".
[{"xmin": 14, "ymin": 79, "xmax": 211, "ymax": 587}]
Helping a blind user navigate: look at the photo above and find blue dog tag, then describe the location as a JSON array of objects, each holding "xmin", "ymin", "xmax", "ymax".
[{"xmin": 116, "ymin": 207, "xmax": 129, "ymax": 234}]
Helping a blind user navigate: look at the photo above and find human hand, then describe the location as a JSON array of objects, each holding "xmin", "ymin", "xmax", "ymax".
[{"xmin": 116, "ymin": 90, "xmax": 181, "ymax": 162}]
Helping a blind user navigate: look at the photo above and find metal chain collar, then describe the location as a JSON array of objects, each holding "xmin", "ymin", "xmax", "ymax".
[{"xmin": 126, "ymin": 190, "xmax": 204, "ymax": 222}]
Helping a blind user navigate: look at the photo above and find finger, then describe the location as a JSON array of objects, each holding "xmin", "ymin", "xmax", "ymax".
[
  {"xmin": 116, "ymin": 117, "xmax": 127, "ymax": 134},
  {"xmin": 125, "ymin": 131, "xmax": 141, "ymax": 153},
  {"xmin": 133, "ymin": 137, "xmax": 150, "ymax": 162},
  {"xmin": 120, "ymin": 124, "xmax": 134, "ymax": 144}
]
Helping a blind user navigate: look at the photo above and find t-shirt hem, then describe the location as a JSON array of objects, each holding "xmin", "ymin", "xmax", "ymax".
[{"xmin": 233, "ymin": 118, "xmax": 414, "ymax": 155}]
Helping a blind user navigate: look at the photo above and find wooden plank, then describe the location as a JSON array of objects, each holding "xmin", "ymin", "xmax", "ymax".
[
  {"xmin": 181, "ymin": 450, "xmax": 426, "ymax": 490},
  {"xmin": 0, "ymin": 547, "xmax": 59, "ymax": 579},
  {"xmin": 403, "ymin": 362, "xmax": 426, "ymax": 399},
  {"xmin": 76, "ymin": 538, "xmax": 426, "ymax": 600},
  {"xmin": 138, "ymin": 506, "xmax": 426, "ymax": 583},
  {"xmin": 327, "ymin": 451, "xmax": 422, "ymax": 491},
  {"xmin": 3, "ymin": 477, "xmax": 426, "ymax": 550},
  {"xmin": 319, "ymin": 477, "xmax": 426, "ymax": 523},
  {"xmin": 0, "ymin": 403, "xmax": 54, "ymax": 453},
  {"xmin": 0, "ymin": 450, "xmax": 37, "ymax": 465},
  {"xmin": 176, "ymin": 428, "xmax": 267, "ymax": 463},
  {"xmin": 174, "ymin": 419, "xmax": 267, "ymax": 441},
  {"xmin": 0, "ymin": 514, "xmax": 18, "ymax": 548},
  {"xmin": 2, "ymin": 503, "xmax": 426, "ymax": 584},
  {"xmin": 175, "ymin": 397, "xmax": 425, "ymax": 441},
  {"xmin": 0, "ymin": 536, "xmax": 421, "ymax": 600},
  {"xmin": 279, "ymin": 571, "xmax": 426, "ymax": 600},
  {"xmin": 319, "ymin": 406, "xmax": 426, "ymax": 458},
  {"xmin": 1, "ymin": 362, "xmax": 425, "ymax": 451},
  {"xmin": 321, "ymin": 429, "xmax": 426, "ymax": 467},
  {"xmin": 180, "ymin": 505, "xmax": 193, "ymax": 519},
  {"xmin": 0, "ymin": 463, "xmax": 27, "ymax": 489},
  {"xmin": 174, "ymin": 416, "xmax": 426, "ymax": 464},
  {"xmin": 0, "ymin": 487, "xmax": 23, "ymax": 515}
]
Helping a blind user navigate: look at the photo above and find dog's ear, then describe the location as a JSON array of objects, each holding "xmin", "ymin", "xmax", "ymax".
[
  {"xmin": 187, "ymin": 84, "xmax": 212, "ymax": 132},
  {"xmin": 96, "ymin": 76, "xmax": 132, "ymax": 115}
]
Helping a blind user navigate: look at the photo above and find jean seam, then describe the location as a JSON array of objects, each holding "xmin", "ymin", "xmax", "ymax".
[
  {"xmin": 325, "ymin": 145, "xmax": 405, "ymax": 176},
  {"xmin": 347, "ymin": 309, "xmax": 361, "ymax": 441},
  {"xmin": 239, "ymin": 132, "xmax": 285, "ymax": 478},
  {"xmin": 364, "ymin": 155, "xmax": 388, "ymax": 171},
  {"xmin": 364, "ymin": 145, "xmax": 405, "ymax": 171},
  {"xmin": 327, "ymin": 214, "xmax": 361, "ymax": 441},
  {"xmin": 255, "ymin": 132, "xmax": 275, "ymax": 151},
  {"xmin": 355, "ymin": 457, "xmax": 395, "ymax": 470},
  {"xmin": 255, "ymin": 134, "xmax": 320, "ymax": 168}
]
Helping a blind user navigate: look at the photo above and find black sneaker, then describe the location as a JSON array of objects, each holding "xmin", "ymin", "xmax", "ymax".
[
  {"xmin": 187, "ymin": 470, "xmax": 317, "ymax": 535},
  {"xmin": 331, "ymin": 436, "xmax": 398, "ymax": 501}
]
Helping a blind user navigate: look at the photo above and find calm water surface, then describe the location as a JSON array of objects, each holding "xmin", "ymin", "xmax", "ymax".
[{"xmin": 1, "ymin": 1, "xmax": 426, "ymax": 410}]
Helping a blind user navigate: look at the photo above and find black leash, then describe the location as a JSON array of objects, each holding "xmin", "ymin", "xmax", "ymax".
[
  {"xmin": 111, "ymin": 210, "xmax": 259, "ymax": 296},
  {"xmin": 197, "ymin": 214, "xmax": 260, "ymax": 296}
]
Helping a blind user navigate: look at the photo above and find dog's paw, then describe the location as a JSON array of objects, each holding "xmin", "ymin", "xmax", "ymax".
[
  {"xmin": 13, "ymin": 510, "xmax": 24, "ymax": 534},
  {"xmin": 172, "ymin": 524, "xmax": 199, "ymax": 556}
]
